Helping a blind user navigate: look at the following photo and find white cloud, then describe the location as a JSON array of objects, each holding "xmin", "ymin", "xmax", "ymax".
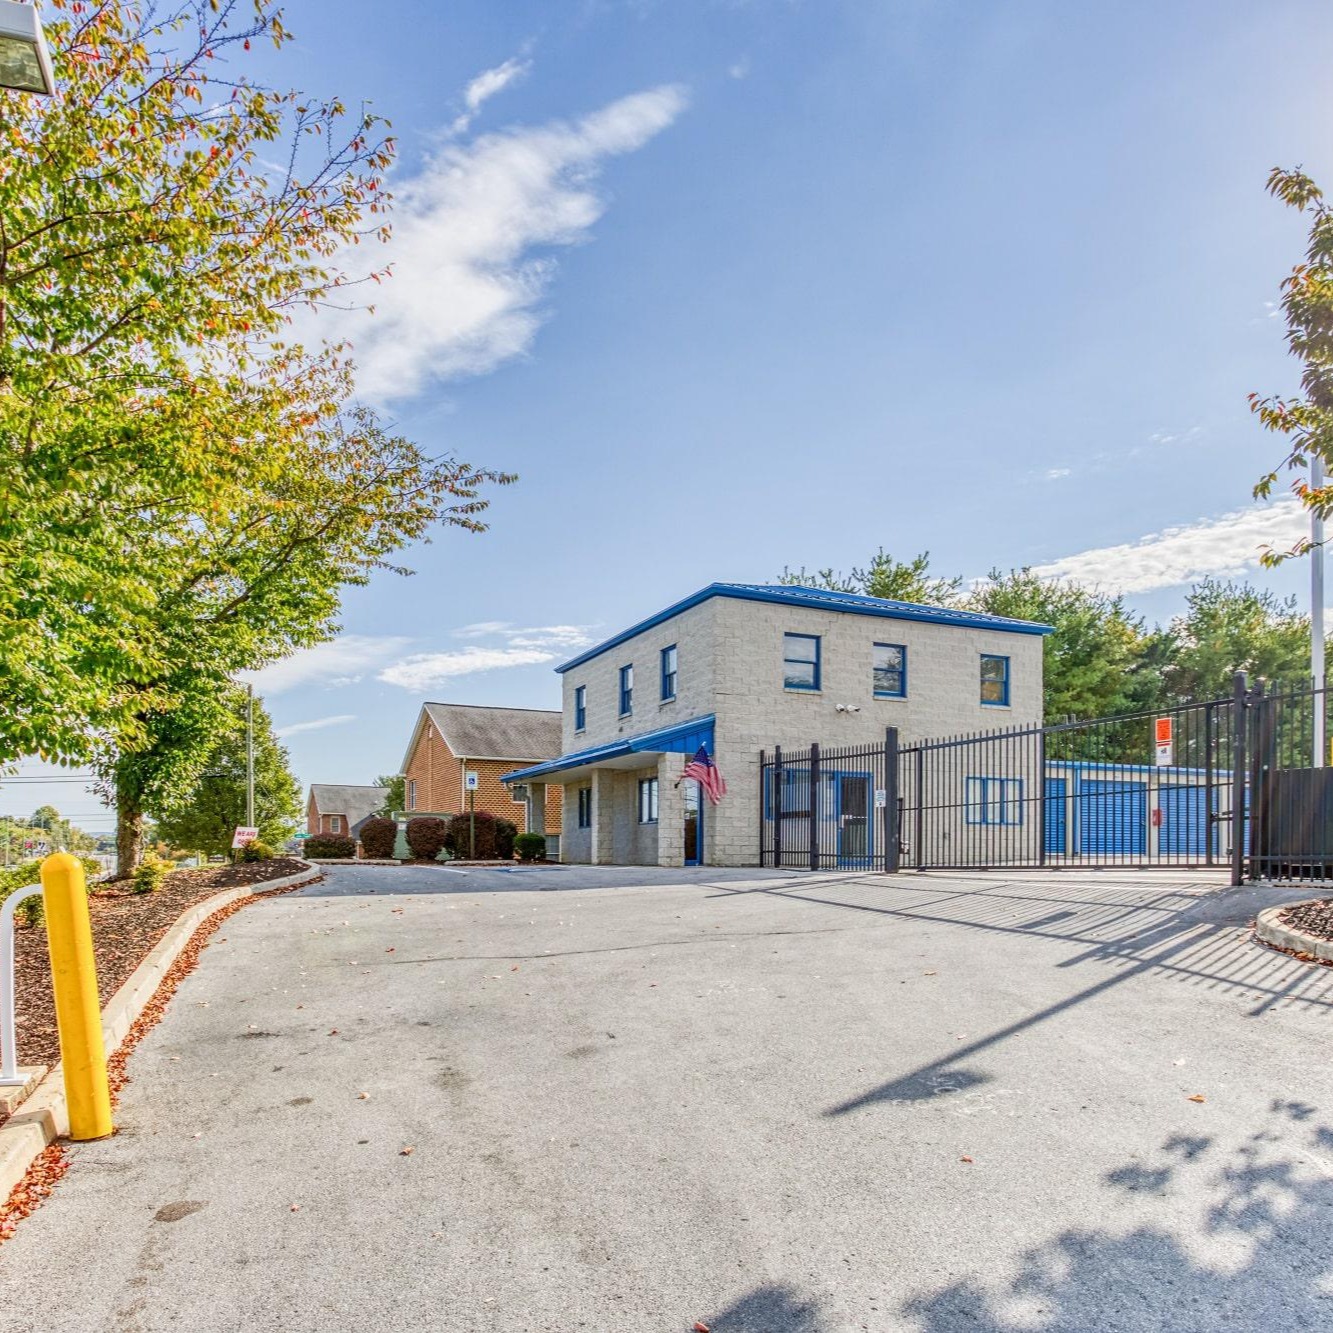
[
  {"xmin": 454, "ymin": 621, "xmax": 598, "ymax": 651},
  {"xmin": 1043, "ymin": 467, "xmax": 1071, "ymax": 481},
  {"xmin": 332, "ymin": 82, "xmax": 689, "ymax": 401},
  {"xmin": 1031, "ymin": 497, "xmax": 1307, "ymax": 594},
  {"xmin": 241, "ymin": 636, "xmax": 411, "ymax": 694},
  {"xmin": 1147, "ymin": 425, "xmax": 1204, "ymax": 448},
  {"xmin": 378, "ymin": 647, "xmax": 556, "ymax": 691},
  {"xmin": 728, "ymin": 57, "xmax": 750, "ymax": 80},
  {"xmin": 451, "ymin": 56, "xmax": 532, "ymax": 135},
  {"xmin": 274, "ymin": 714, "xmax": 357, "ymax": 739}
]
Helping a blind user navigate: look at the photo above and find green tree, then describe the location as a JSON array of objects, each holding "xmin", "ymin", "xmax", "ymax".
[
  {"xmin": 1253, "ymin": 167, "xmax": 1333, "ymax": 561},
  {"xmin": 967, "ymin": 570, "xmax": 1150, "ymax": 722},
  {"xmin": 779, "ymin": 549, "xmax": 963, "ymax": 605},
  {"xmin": 0, "ymin": 3, "xmax": 509, "ymax": 869},
  {"xmin": 151, "ymin": 691, "xmax": 300, "ymax": 857},
  {"xmin": 1159, "ymin": 579, "xmax": 1315, "ymax": 704},
  {"xmin": 376, "ymin": 774, "xmax": 406, "ymax": 813}
]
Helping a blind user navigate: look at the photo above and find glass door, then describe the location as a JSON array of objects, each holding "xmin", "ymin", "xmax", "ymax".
[
  {"xmin": 837, "ymin": 774, "xmax": 872, "ymax": 867},
  {"xmin": 683, "ymin": 781, "xmax": 701, "ymax": 865}
]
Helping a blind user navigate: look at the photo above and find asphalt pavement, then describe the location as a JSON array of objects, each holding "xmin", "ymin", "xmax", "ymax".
[{"xmin": 1, "ymin": 862, "xmax": 1331, "ymax": 1332}]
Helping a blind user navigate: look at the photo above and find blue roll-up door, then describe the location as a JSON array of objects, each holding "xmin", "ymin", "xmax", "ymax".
[
  {"xmin": 1043, "ymin": 778, "xmax": 1067, "ymax": 855},
  {"xmin": 1078, "ymin": 778, "xmax": 1147, "ymax": 856},
  {"xmin": 1159, "ymin": 784, "xmax": 1209, "ymax": 857}
]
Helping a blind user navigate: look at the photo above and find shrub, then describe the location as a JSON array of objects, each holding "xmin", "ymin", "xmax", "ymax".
[
  {"xmin": 359, "ymin": 816, "xmax": 398, "ymax": 860},
  {"xmin": 133, "ymin": 855, "xmax": 174, "ymax": 895},
  {"xmin": 494, "ymin": 818, "xmax": 517, "ymax": 860},
  {"xmin": 238, "ymin": 840, "xmax": 275, "ymax": 862},
  {"xmin": 304, "ymin": 835, "xmax": 355, "ymax": 859},
  {"xmin": 445, "ymin": 810, "xmax": 496, "ymax": 860},
  {"xmin": 405, "ymin": 816, "xmax": 449, "ymax": 861},
  {"xmin": 514, "ymin": 833, "xmax": 546, "ymax": 862}
]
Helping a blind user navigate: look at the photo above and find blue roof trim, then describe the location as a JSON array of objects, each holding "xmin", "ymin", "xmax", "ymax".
[
  {"xmin": 556, "ymin": 583, "xmax": 1053, "ymax": 674},
  {"xmin": 503, "ymin": 715, "xmax": 716, "ymax": 784}
]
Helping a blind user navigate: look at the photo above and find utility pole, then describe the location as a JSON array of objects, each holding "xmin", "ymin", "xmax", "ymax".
[
  {"xmin": 1314, "ymin": 455, "xmax": 1326, "ymax": 767},
  {"xmin": 246, "ymin": 684, "xmax": 256, "ymax": 827}
]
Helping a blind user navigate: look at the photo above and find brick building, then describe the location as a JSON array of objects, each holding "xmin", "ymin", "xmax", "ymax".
[
  {"xmin": 306, "ymin": 784, "xmax": 389, "ymax": 838},
  {"xmin": 503, "ymin": 583, "xmax": 1051, "ymax": 867},
  {"xmin": 400, "ymin": 703, "xmax": 562, "ymax": 835}
]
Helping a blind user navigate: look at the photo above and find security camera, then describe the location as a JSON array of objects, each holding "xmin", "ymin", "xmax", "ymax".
[{"xmin": 835, "ymin": 703, "xmax": 862, "ymax": 713}]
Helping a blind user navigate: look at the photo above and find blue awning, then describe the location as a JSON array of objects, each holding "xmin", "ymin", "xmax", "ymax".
[{"xmin": 504, "ymin": 715, "xmax": 715, "ymax": 784}]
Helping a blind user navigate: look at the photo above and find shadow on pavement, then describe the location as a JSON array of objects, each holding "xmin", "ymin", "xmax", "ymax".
[
  {"xmin": 899, "ymin": 1100, "xmax": 1333, "ymax": 1331},
  {"xmin": 698, "ymin": 1282, "xmax": 823, "ymax": 1331}
]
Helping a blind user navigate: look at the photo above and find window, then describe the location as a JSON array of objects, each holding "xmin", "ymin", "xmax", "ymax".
[
  {"xmin": 764, "ymin": 767, "xmax": 812, "ymax": 819},
  {"xmin": 873, "ymin": 643, "xmax": 907, "ymax": 699},
  {"xmin": 638, "ymin": 776, "xmax": 659, "ymax": 824},
  {"xmin": 577, "ymin": 787, "xmax": 592, "ymax": 829},
  {"xmin": 980, "ymin": 653, "xmax": 1010, "ymax": 707},
  {"xmin": 660, "ymin": 644, "xmax": 677, "ymax": 701},
  {"xmin": 407, "ymin": 779, "xmax": 417, "ymax": 811},
  {"xmin": 783, "ymin": 633, "xmax": 821, "ymax": 691},
  {"xmin": 574, "ymin": 685, "xmax": 587, "ymax": 733},
  {"xmin": 619, "ymin": 664, "xmax": 634, "ymax": 716},
  {"xmin": 327, "ymin": 815, "xmax": 343, "ymax": 834},
  {"xmin": 965, "ymin": 777, "xmax": 1024, "ymax": 825}
]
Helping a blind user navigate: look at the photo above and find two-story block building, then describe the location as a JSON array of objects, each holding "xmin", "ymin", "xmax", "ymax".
[{"xmin": 503, "ymin": 583, "xmax": 1051, "ymax": 868}]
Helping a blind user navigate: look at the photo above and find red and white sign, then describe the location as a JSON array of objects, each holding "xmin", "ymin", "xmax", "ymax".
[
  {"xmin": 231, "ymin": 826, "xmax": 259, "ymax": 850},
  {"xmin": 1154, "ymin": 717, "xmax": 1173, "ymax": 767}
]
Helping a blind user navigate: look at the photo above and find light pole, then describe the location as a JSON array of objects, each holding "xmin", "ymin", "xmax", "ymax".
[
  {"xmin": 246, "ymin": 684, "xmax": 255, "ymax": 828},
  {"xmin": 0, "ymin": 1, "xmax": 55, "ymax": 95}
]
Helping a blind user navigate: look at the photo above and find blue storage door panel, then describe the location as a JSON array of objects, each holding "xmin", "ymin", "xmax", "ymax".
[
  {"xmin": 1043, "ymin": 778, "xmax": 1067, "ymax": 855},
  {"xmin": 1078, "ymin": 778, "xmax": 1147, "ymax": 856},
  {"xmin": 1159, "ymin": 785, "xmax": 1207, "ymax": 857}
]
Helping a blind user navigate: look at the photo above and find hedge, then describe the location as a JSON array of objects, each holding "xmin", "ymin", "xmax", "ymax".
[
  {"xmin": 359, "ymin": 817, "xmax": 398, "ymax": 860},
  {"xmin": 445, "ymin": 810, "xmax": 498, "ymax": 860},
  {"xmin": 405, "ymin": 817, "xmax": 449, "ymax": 861},
  {"xmin": 514, "ymin": 833, "xmax": 546, "ymax": 862},
  {"xmin": 305, "ymin": 835, "xmax": 356, "ymax": 859},
  {"xmin": 238, "ymin": 840, "xmax": 275, "ymax": 862}
]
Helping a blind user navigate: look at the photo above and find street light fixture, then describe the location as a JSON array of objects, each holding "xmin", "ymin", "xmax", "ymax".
[{"xmin": 0, "ymin": 1, "xmax": 54, "ymax": 96}]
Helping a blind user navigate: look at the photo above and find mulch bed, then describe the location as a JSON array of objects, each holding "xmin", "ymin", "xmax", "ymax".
[
  {"xmin": 1278, "ymin": 897, "xmax": 1333, "ymax": 942},
  {"xmin": 9, "ymin": 857, "xmax": 310, "ymax": 1074}
]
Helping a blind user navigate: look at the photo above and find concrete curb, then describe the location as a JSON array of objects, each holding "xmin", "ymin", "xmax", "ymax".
[
  {"xmin": 1254, "ymin": 901, "xmax": 1333, "ymax": 964},
  {"xmin": 0, "ymin": 861, "xmax": 321, "ymax": 1203}
]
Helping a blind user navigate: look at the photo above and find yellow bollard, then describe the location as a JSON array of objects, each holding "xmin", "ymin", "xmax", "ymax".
[{"xmin": 40, "ymin": 853, "xmax": 113, "ymax": 1141}]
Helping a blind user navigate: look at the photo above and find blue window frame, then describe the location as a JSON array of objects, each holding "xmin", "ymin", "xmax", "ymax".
[
  {"xmin": 577, "ymin": 786, "xmax": 592, "ymax": 829},
  {"xmin": 980, "ymin": 653, "xmax": 1010, "ymax": 707},
  {"xmin": 965, "ymin": 777, "xmax": 1024, "ymax": 825},
  {"xmin": 764, "ymin": 767, "xmax": 812, "ymax": 819},
  {"xmin": 638, "ymin": 776, "xmax": 659, "ymax": 824},
  {"xmin": 783, "ymin": 633, "xmax": 821, "ymax": 691},
  {"xmin": 660, "ymin": 644, "xmax": 677, "ymax": 702},
  {"xmin": 619, "ymin": 664, "xmax": 634, "ymax": 716},
  {"xmin": 873, "ymin": 643, "xmax": 907, "ymax": 699},
  {"xmin": 574, "ymin": 684, "xmax": 587, "ymax": 732}
]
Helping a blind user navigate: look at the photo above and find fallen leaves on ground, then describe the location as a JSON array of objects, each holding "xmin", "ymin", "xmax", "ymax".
[
  {"xmin": 960, "ymin": 1156, "xmax": 974, "ymax": 1164},
  {"xmin": 1188, "ymin": 1094, "xmax": 1207, "ymax": 1104},
  {"xmin": 400, "ymin": 1146, "xmax": 415, "ymax": 1156},
  {"xmin": 0, "ymin": 1145, "xmax": 69, "ymax": 1242}
]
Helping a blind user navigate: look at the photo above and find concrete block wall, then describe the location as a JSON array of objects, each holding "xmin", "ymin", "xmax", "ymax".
[{"xmin": 560, "ymin": 600, "xmax": 719, "ymax": 751}]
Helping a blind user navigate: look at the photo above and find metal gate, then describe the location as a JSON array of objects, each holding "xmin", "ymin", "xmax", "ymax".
[{"xmin": 761, "ymin": 675, "xmax": 1330, "ymax": 883}]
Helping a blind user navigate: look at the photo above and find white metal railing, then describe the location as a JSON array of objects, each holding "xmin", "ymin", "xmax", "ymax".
[{"xmin": 0, "ymin": 884, "xmax": 44, "ymax": 1085}]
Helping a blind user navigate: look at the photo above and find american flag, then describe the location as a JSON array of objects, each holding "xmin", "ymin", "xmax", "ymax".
[{"xmin": 680, "ymin": 746, "xmax": 727, "ymax": 805}]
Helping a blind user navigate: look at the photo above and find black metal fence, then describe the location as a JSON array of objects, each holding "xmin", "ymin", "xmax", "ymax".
[
  {"xmin": 759, "ymin": 674, "xmax": 1333, "ymax": 883},
  {"xmin": 759, "ymin": 735, "xmax": 900, "ymax": 873}
]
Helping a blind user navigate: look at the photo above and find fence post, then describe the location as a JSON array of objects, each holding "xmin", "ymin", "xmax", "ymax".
[
  {"xmin": 1230, "ymin": 671, "xmax": 1248, "ymax": 886},
  {"xmin": 759, "ymin": 749, "xmax": 767, "ymax": 867},
  {"xmin": 884, "ymin": 728, "xmax": 899, "ymax": 874},
  {"xmin": 809, "ymin": 742, "xmax": 821, "ymax": 871},
  {"xmin": 1205, "ymin": 702, "xmax": 1215, "ymax": 867},
  {"xmin": 773, "ymin": 747, "xmax": 784, "ymax": 868},
  {"xmin": 914, "ymin": 746, "xmax": 926, "ymax": 872}
]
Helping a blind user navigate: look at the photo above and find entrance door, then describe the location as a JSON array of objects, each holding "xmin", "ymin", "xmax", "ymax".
[
  {"xmin": 837, "ymin": 773, "xmax": 873, "ymax": 867},
  {"xmin": 683, "ymin": 780, "xmax": 702, "ymax": 865}
]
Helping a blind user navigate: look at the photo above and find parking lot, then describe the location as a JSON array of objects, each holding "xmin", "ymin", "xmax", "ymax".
[{"xmin": 1, "ymin": 863, "xmax": 1330, "ymax": 1331}]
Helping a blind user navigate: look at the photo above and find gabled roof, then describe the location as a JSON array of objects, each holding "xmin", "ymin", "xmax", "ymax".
[
  {"xmin": 401, "ymin": 702, "xmax": 562, "ymax": 772},
  {"xmin": 309, "ymin": 784, "xmax": 388, "ymax": 828},
  {"xmin": 556, "ymin": 582, "xmax": 1054, "ymax": 673}
]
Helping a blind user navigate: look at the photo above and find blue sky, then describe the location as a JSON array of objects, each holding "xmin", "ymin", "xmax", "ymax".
[{"xmin": 9, "ymin": 0, "xmax": 1333, "ymax": 830}]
